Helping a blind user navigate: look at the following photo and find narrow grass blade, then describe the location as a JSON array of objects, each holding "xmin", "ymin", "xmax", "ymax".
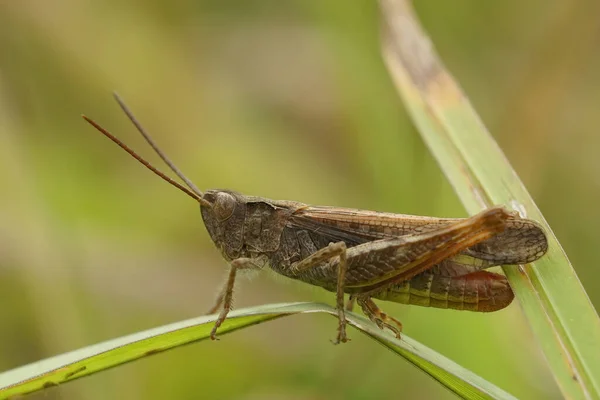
[
  {"xmin": 0, "ymin": 302, "xmax": 514, "ymax": 400},
  {"xmin": 379, "ymin": 1, "xmax": 600, "ymax": 399}
]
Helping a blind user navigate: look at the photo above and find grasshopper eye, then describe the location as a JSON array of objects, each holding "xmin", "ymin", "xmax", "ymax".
[{"xmin": 213, "ymin": 192, "xmax": 236, "ymax": 220}]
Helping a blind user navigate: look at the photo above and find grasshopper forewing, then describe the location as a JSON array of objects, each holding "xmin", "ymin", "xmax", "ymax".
[{"xmin": 82, "ymin": 94, "xmax": 549, "ymax": 344}]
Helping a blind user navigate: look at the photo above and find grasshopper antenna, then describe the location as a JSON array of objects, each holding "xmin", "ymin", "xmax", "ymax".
[
  {"xmin": 112, "ymin": 92, "xmax": 205, "ymax": 199},
  {"xmin": 82, "ymin": 114, "xmax": 212, "ymax": 207}
]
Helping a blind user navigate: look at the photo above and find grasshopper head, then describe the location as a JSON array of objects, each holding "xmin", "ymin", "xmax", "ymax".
[{"xmin": 200, "ymin": 190, "xmax": 246, "ymax": 260}]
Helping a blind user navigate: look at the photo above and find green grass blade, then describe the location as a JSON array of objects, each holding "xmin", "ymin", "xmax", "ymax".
[
  {"xmin": 0, "ymin": 302, "xmax": 514, "ymax": 400},
  {"xmin": 379, "ymin": 1, "xmax": 600, "ymax": 399}
]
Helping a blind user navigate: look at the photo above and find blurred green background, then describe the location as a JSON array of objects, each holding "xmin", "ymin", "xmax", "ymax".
[{"xmin": 1, "ymin": 1, "xmax": 598, "ymax": 399}]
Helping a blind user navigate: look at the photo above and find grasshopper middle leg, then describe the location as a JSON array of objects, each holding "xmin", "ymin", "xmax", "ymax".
[{"xmin": 289, "ymin": 241, "xmax": 349, "ymax": 344}]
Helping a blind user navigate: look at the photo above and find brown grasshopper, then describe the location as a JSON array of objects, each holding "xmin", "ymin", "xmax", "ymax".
[{"xmin": 83, "ymin": 94, "xmax": 548, "ymax": 344}]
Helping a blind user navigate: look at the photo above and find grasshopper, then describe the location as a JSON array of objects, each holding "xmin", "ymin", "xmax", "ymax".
[{"xmin": 83, "ymin": 94, "xmax": 548, "ymax": 344}]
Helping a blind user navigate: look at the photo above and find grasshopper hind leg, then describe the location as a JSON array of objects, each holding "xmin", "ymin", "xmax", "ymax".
[{"xmin": 357, "ymin": 296, "xmax": 403, "ymax": 339}]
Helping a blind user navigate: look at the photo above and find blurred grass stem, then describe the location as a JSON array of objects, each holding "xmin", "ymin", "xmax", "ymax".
[{"xmin": 379, "ymin": 0, "xmax": 600, "ymax": 398}]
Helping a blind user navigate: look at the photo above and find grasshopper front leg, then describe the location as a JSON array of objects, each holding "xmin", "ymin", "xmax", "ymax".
[
  {"xmin": 345, "ymin": 296, "xmax": 356, "ymax": 312},
  {"xmin": 209, "ymin": 258, "xmax": 257, "ymax": 340},
  {"xmin": 289, "ymin": 241, "xmax": 349, "ymax": 344}
]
